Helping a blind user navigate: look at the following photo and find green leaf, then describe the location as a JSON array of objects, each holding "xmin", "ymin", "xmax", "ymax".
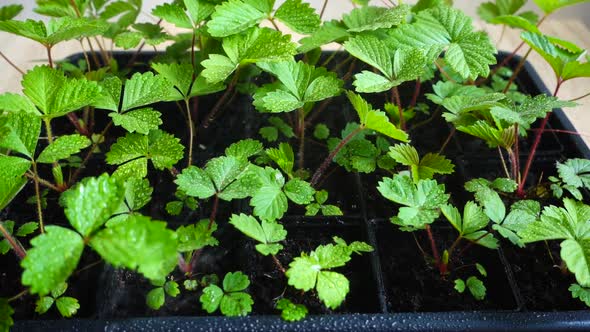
[
  {"xmin": 229, "ymin": 214, "xmax": 286, "ymax": 255},
  {"xmin": 250, "ymin": 168, "xmax": 288, "ymax": 221},
  {"xmin": 557, "ymin": 158, "xmax": 590, "ymax": 190},
  {"xmin": 90, "ymin": 215, "xmax": 178, "ymax": 281},
  {"xmin": 22, "ymin": 65, "xmax": 101, "ymax": 118},
  {"xmin": 269, "ymin": 116, "xmax": 295, "ymax": 138},
  {"xmin": 313, "ymin": 124, "xmax": 329, "ymax": 140},
  {"xmin": 55, "ymin": 297, "xmax": 79, "ymax": 317},
  {"xmin": 0, "ymin": 299, "xmax": 13, "ymax": 332},
  {"xmin": 21, "ymin": 226, "xmax": 84, "ymax": 295},
  {"xmin": 62, "ymin": 174, "xmax": 124, "ymax": 237},
  {"xmin": 113, "ymin": 31, "xmax": 142, "ymax": 49},
  {"xmin": 202, "ymin": 28, "xmax": 297, "ymax": 83},
  {"xmin": 274, "ymin": 0, "xmax": 320, "ymax": 34},
  {"xmin": 388, "ymin": 143, "xmax": 454, "ymax": 182},
  {"xmin": 466, "ymin": 276, "xmax": 486, "ymax": 300},
  {"xmin": 35, "ymin": 296, "xmax": 54, "ymax": 315},
  {"xmin": 205, "ymin": 156, "xmax": 250, "ymax": 192},
  {"xmin": 316, "ymin": 271, "xmax": 350, "ymax": 310},
  {"xmin": 259, "ymin": 126, "xmax": 278, "ymax": 141},
  {"xmin": 284, "ymin": 178, "xmax": 314, "ymax": 205},
  {"xmin": 223, "ymin": 271, "xmax": 250, "ymax": 292},
  {"xmin": 146, "ymin": 287, "xmax": 165, "ymax": 309},
  {"xmin": 0, "ymin": 17, "xmax": 107, "ymax": 47},
  {"xmin": 225, "ymin": 139, "xmax": 263, "ymax": 160},
  {"xmin": 175, "ymin": 166, "xmax": 216, "ymax": 199},
  {"xmin": 346, "ymin": 91, "xmax": 408, "ymax": 142},
  {"xmin": 16, "ymin": 222, "xmax": 39, "ymax": 237},
  {"xmin": 184, "ymin": 0, "xmax": 216, "ymax": 24},
  {"xmin": 343, "ymin": 5, "xmax": 410, "ymax": 32},
  {"xmin": 454, "ymin": 279, "xmax": 466, "ymax": 293},
  {"xmin": 37, "ymin": 134, "xmax": 90, "ymax": 163},
  {"xmin": 489, "ymin": 15, "xmax": 540, "ymax": 33},
  {"xmin": 0, "ymin": 4, "xmax": 23, "ymax": 21},
  {"xmin": 377, "ymin": 174, "xmax": 449, "ymax": 229},
  {"xmin": 110, "ymin": 108, "xmax": 162, "ymax": 134},
  {"xmin": 0, "ymin": 112, "xmax": 41, "ymax": 158},
  {"xmin": 388, "ymin": 6, "xmax": 496, "ymax": 80},
  {"xmin": 206, "ymin": 0, "xmax": 266, "ymax": 37},
  {"xmin": 298, "ymin": 20, "xmax": 350, "ymax": 53},
  {"xmin": 152, "ymin": 3, "xmax": 192, "ymax": 29},
  {"xmin": 220, "ymin": 292, "xmax": 253, "ymax": 317},
  {"xmin": 0, "ymin": 92, "xmax": 39, "ymax": 115},
  {"xmin": 200, "ymin": 284, "xmax": 224, "ymax": 313},
  {"xmin": 465, "ymin": 178, "xmax": 508, "ymax": 224},
  {"xmin": 561, "ymin": 239, "xmax": 590, "ymax": 287},
  {"xmin": 569, "ymin": 283, "xmax": 590, "ymax": 307},
  {"xmin": 164, "ymin": 281, "xmax": 180, "ymax": 297},
  {"xmin": 0, "ymin": 155, "xmax": 30, "ymax": 210},
  {"xmin": 176, "ymin": 219, "xmax": 219, "ymax": 252},
  {"xmin": 266, "ymin": 143, "xmax": 294, "ymax": 176},
  {"xmin": 121, "ymin": 72, "xmax": 170, "ymax": 111},
  {"xmin": 533, "ymin": 0, "xmax": 589, "ymax": 14},
  {"xmin": 276, "ymin": 298, "xmax": 307, "ymax": 322}
]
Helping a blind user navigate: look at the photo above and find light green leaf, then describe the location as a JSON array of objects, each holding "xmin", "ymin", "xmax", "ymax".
[
  {"xmin": 465, "ymin": 178, "xmax": 507, "ymax": 224},
  {"xmin": 388, "ymin": 143, "xmax": 454, "ymax": 182},
  {"xmin": 175, "ymin": 166, "xmax": 216, "ymax": 199},
  {"xmin": 266, "ymin": 143, "xmax": 294, "ymax": 176},
  {"xmin": 490, "ymin": 15, "xmax": 540, "ymax": 33},
  {"xmin": 569, "ymin": 283, "xmax": 590, "ymax": 307},
  {"xmin": 0, "ymin": 4, "xmax": 23, "ymax": 21},
  {"xmin": 297, "ymin": 20, "xmax": 350, "ymax": 53},
  {"xmin": 274, "ymin": 0, "xmax": 320, "ymax": 34},
  {"xmin": 121, "ymin": 72, "xmax": 170, "ymax": 111},
  {"xmin": 110, "ymin": 108, "xmax": 162, "ymax": 134},
  {"xmin": 146, "ymin": 287, "xmax": 165, "ymax": 309},
  {"xmin": 92, "ymin": 76, "xmax": 122, "ymax": 112},
  {"xmin": 16, "ymin": 222, "xmax": 39, "ymax": 237},
  {"xmin": 152, "ymin": 3, "xmax": 192, "ymax": 29},
  {"xmin": 343, "ymin": 5, "xmax": 410, "ymax": 32},
  {"xmin": 284, "ymin": 178, "xmax": 314, "ymax": 205},
  {"xmin": 0, "ymin": 155, "xmax": 30, "ymax": 210},
  {"xmin": 200, "ymin": 284, "xmax": 223, "ymax": 313},
  {"xmin": 454, "ymin": 279, "xmax": 466, "ymax": 293},
  {"xmin": 176, "ymin": 220, "xmax": 218, "ymax": 252},
  {"xmin": 276, "ymin": 298, "xmax": 307, "ymax": 322},
  {"xmin": 0, "ymin": 93, "xmax": 39, "ymax": 115},
  {"xmin": 113, "ymin": 31, "xmax": 142, "ymax": 49},
  {"xmin": 0, "ymin": 112, "xmax": 41, "ymax": 157},
  {"xmin": 557, "ymin": 158, "xmax": 590, "ymax": 190},
  {"xmin": 316, "ymin": 271, "xmax": 349, "ymax": 310},
  {"xmin": 184, "ymin": 0, "xmax": 216, "ymax": 24},
  {"xmin": 313, "ymin": 123, "xmax": 330, "ymax": 140},
  {"xmin": 466, "ymin": 276, "xmax": 486, "ymax": 300},
  {"xmin": 220, "ymin": 292, "xmax": 253, "ymax": 317},
  {"xmin": 205, "ymin": 156, "xmax": 250, "ymax": 193},
  {"xmin": 225, "ymin": 139, "xmax": 263, "ymax": 160},
  {"xmin": 35, "ymin": 297, "xmax": 54, "ymax": 315},
  {"xmin": 561, "ymin": 239, "xmax": 590, "ymax": 287},
  {"xmin": 250, "ymin": 167, "xmax": 288, "ymax": 221},
  {"xmin": 37, "ymin": 134, "xmax": 90, "ymax": 163},
  {"xmin": 207, "ymin": 0, "xmax": 266, "ymax": 37},
  {"xmin": 55, "ymin": 297, "xmax": 79, "ymax": 317},
  {"xmin": 533, "ymin": 0, "xmax": 590, "ymax": 14},
  {"xmin": 223, "ymin": 271, "xmax": 250, "ymax": 292},
  {"xmin": 519, "ymin": 198, "xmax": 590, "ymax": 242},
  {"xmin": 62, "ymin": 173, "xmax": 124, "ymax": 237},
  {"xmin": 229, "ymin": 213, "xmax": 286, "ymax": 255},
  {"xmin": 201, "ymin": 54, "xmax": 237, "ymax": 84},
  {"xmin": 346, "ymin": 91, "xmax": 408, "ymax": 141},
  {"xmin": 144, "ymin": 128, "xmax": 182, "ymax": 169},
  {"xmin": 90, "ymin": 215, "xmax": 178, "ymax": 281},
  {"xmin": 21, "ymin": 226, "xmax": 84, "ymax": 295}
]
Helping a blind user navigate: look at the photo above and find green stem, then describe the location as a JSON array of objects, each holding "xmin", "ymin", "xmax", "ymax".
[
  {"xmin": 24, "ymin": 171, "xmax": 61, "ymax": 192},
  {"xmin": 7, "ymin": 290, "xmax": 28, "ymax": 303},
  {"xmin": 184, "ymin": 98, "xmax": 195, "ymax": 167},
  {"xmin": 298, "ymin": 108, "xmax": 305, "ymax": 171},
  {"xmin": 31, "ymin": 162, "xmax": 45, "ymax": 234}
]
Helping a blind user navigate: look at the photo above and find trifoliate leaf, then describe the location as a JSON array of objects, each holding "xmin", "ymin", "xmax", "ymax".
[
  {"xmin": 55, "ymin": 297, "xmax": 79, "ymax": 317},
  {"xmin": 0, "ymin": 112, "xmax": 41, "ymax": 158},
  {"xmin": 106, "ymin": 130, "xmax": 184, "ymax": 178},
  {"xmin": 378, "ymin": 174, "xmax": 449, "ymax": 229},
  {"xmin": 220, "ymin": 292, "xmax": 253, "ymax": 317},
  {"xmin": 313, "ymin": 123, "xmax": 329, "ymax": 140},
  {"xmin": 202, "ymin": 28, "xmax": 297, "ymax": 83},
  {"xmin": 121, "ymin": 72, "xmax": 170, "ymax": 111},
  {"xmin": 0, "ymin": 155, "xmax": 30, "ymax": 210},
  {"xmin": 250, "ymin": 167, "xmax": 288, "ymax": 221},
  {"xmin": 90, "ymin": 215, "xmax": 178, "ymax": 281},
  {"xmin": 37, "ymin": 134, "xmax": 90, "ymax": 163},
  {"xmin": 206, "ymin": 0, "xmax": 266, "ymax": 37},
  {"xmin": 0, "ymin": 17, "xmax": 107, "ymax": 47},
  {"xmin": 146, "ymin": 287, "xmax": 165, "ymax": 310},
  {"xmin": 465, "ymin": 178, "xmax": 507, "ymax": 224},
  {"xmin": 346, "ymin": 91, "xmax": 408, "ymax": 142},
  {"xmin": 466, "ymin": 276, "xmax": 486, "ymax": 300},
  {"xmin": 22, "ymin": 65, "xmax": 101, "ymax": 118},
  {"xmin": 225, "ymin": 139, "xmax": 263, "ymax": 160},
  {"xmin": 344, "ymin": 35, "xmax": 428, "ymax": 92},
  {"xmin": 110, "ymin": 108, "xmax": 162, "ymax": 134},
  {"xmin": 201, "ymin": 272, "xmax": 253, "ymax": 317},
  {"xmin": 343, "ymin": 5, "xmax": 410, "ymax": 32},
  {"xmin": 164, "ymin": 281, "xmax": 180, "ymax": 297},
  {"xmin": 388, "ymin": 143, "xmax": 454, "ymax": 182},
  {"xmin": 570, "ymin": 283, "xmax": 590, "ymax": 307},
  {"xmin": 266, "ymin": 143, "xmax": 294, "ymax": 176},
  {"xmin": 533, "ymin": 0, "xmax": 589, "ymax": 14},
  {"xmin": 0, "ymin": 4, "xmax": 23, "ymax": 21},
  {"xmin": 441, "ymin": 202, "xmax": 497, "ymax": 249},
  {"xmin": 284, "ymin": 178, "xmax": 314, "ymax": 205},
  {"xmin": 274, "ymin": 0, "xmax": 320, "ymax": 34},
  {"xmin": 254, "ymin": 60, "xmax": 342, "ymax": 113},
  {"xmin": 176, "ymin": 219, "xmax": 218, "ymax": 252},
  {"xmin": 21, "ymin": 226, "xmax": 84, "ymax": 295},
  {"xmin": 229, "ymin": 213, "xmax": 286, "ymax": 255},
  {"xmin": 557, "ymin": 158, "xmax": 590, "ymax": 190},
  {"xmin": 276, "ymin": 298, "xmax": 307, "ymax": 322},
  {"xmin": 62, "ymin": 173, "xmax": 124, "ymax": 237},
  {"xmin": 388, "ymin": 6, "xmax": 496, "ymax": 80},
  {"xmin": 184, "ymin": 279, "xmax": 199, "ymax": 291}
]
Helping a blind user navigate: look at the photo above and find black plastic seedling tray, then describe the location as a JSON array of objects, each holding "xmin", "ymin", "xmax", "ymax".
[{"xmin": 9, "ymin": 51, "xmax": 590, "ymax": 331}]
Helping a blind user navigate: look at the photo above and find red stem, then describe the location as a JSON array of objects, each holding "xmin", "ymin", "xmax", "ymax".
[
  {"xmin": 517, "ymin": 80, "xmax": 563, "ymax": 197},
  {"xmin": 310, "ymin": 127, "xmax": 362, "ymax": 187},
  {"xmin": 271, "ymin": 254, "xmax": 286, "ymax": 274},
  {"xmin": 425, "ymin": 225, "xmax": 445, "ymax": 274},
  {"xmin": 0, "ymin": 223, "xmax": 26, "ymax": 260},
  {"xmin": 201, "ymin": 73, "xmax": 239, "ymax": 128},
  {"xmin": 410, "ymin": 79, "xmax": 421, "ymax": 109}
]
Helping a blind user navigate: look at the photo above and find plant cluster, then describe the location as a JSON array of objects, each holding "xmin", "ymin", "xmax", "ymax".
[{"xmin": 1, "ymin": 0, "xmax": 590, "ymax": 329}]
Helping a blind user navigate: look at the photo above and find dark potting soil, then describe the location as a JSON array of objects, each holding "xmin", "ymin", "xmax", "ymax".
[
  {"xmin": 373, "ymin": 220, "xmax": 517, "ymax": 312},
  {"xmin": 95, "ymin": 221, "xmax": 378, "ymax": 317},
  {"xmin": 502, "ymin": 242, "xmax": 586, "ymax": 311}
]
